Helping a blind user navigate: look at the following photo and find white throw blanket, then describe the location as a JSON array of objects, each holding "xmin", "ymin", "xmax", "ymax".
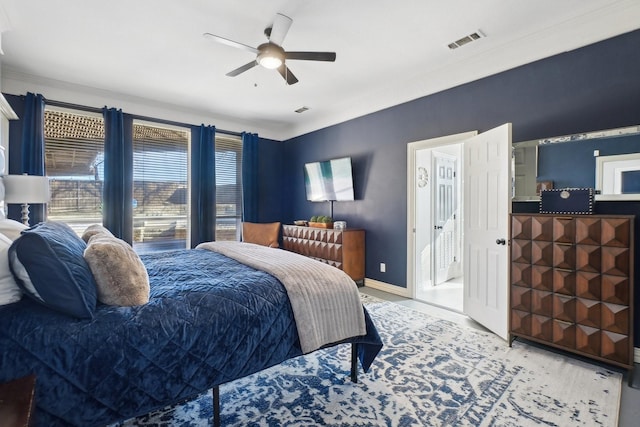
[{"xmin": 197, "ymin": 241, "xmax": 366, "ymax": 353}]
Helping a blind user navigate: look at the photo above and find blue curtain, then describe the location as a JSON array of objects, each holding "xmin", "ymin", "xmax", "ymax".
[
  {"xmin": 102, "ymin": 108, "xmax": 133, "ymax": 243},
  {"xmin": 242, "ymin": 132, "xmax": 259, "ymax": 223},
  {"xmin": 20, "ymin": 92, "xmax": 46, "ymax": 224},
  {"xmin": 190, "ymin": 125, "xmax": 216, "ymax": 247}
]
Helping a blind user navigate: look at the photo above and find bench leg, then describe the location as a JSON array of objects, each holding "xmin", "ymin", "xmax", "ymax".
[
  {"xmin": 213, "ymin": 386, "xmax": 220, "ymax": 427},
  {"xmin": 350, "ymin": 343, "xmax": 358, "ymax": 383}
]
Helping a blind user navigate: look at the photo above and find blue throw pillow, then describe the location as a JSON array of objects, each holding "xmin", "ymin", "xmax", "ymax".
[{"xmin": 8, "ymin": 221, "xmax": 97, "ymax": 319}]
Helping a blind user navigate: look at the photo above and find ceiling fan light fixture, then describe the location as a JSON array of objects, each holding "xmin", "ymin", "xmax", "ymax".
[
  {"xmin": 258, "ymin": 55, "xmax": 283, "ymax": 69},
  {"xmin": 257, "ymin": 43, "xmax": 285, "ymax": 69}
]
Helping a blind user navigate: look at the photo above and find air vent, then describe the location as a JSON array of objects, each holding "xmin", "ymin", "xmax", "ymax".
[
  {"xmin": 294, "ymin": 106, "xmax": 310, "ymax": 114},
  {"xmin": 448, "ymin": 30, "xmax": 485, "ymax": 50}
]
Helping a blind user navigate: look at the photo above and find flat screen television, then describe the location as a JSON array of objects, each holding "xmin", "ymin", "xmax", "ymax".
[{"xmin": 304, "ymin": 157, "xmax": 355, "ymax": 202}]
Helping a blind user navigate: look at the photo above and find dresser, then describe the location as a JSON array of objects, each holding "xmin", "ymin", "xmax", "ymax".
[
  {"xmin": 510, "ymin": 213, "xmax": 635, "ymax": 371},
  {"xmin": 282, "ymin": 225, "xmax": 365, "ymax": 284}
]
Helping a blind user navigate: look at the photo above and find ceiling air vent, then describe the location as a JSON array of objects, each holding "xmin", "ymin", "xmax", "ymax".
[
  {"xmin": 294, "ymin": 106, "xmax": 310, "ymax": 114},
  {"xmin": 448, "ymin": 30, "xmax": 485, "ymax": 50}
]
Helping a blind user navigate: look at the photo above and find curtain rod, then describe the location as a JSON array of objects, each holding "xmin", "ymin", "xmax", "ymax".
[{"xmin": 45, "ymin": 99, "xmax": 242, "ymax": 137}]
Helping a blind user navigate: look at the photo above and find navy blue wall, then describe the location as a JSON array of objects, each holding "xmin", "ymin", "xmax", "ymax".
[
  {"xmin": 278, "ymin": 29, "xmax": 640, "ymax": 289},
  {"xmin": 537, "ymin": 134, "xmax": 640, "ymax": 188},
  {"xmin": 256, "ymin": 137, "xmax": 285, "ymax": 223}
]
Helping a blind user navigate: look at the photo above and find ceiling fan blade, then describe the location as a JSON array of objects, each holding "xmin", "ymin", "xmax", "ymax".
[
  {"xmin": 277, "ymin": 64, "xmax": 299, "ymax": 85},
  {"xmin": 203, "ymin": 33, "xmax": 259, "ymax": 54},
  {"xmin": 268, "ymin": 13, "xmax": 293, "ymax": 45},
  {"xmin": 226, "ymin": 61, "xmax": 258, "ymax": 77},
  {"xmin": 285, "ymin": 51, "xmax": 336, "ymax": 62}
]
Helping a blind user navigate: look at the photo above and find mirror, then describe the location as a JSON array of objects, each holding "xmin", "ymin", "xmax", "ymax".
[
  {"xmin": 512, "ymin": 125, "xmax": 640, "ymax": 201},
  {"xmin": 596, "ymin": 152, "xmax": 640, "ymax": 200},
  {"xmin": 512, "ymin": 140, "xmax": 538, "ymax": 201}
]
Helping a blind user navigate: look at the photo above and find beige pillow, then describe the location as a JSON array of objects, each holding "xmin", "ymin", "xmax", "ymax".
[
  {"xmin": 81, "ymin": 224, "xmax": 114, "ymax": 243},
  {"xmin": 0, "ymin": 218, "xmax": 28, "ymax": 241},
  {"xmin": 84, "ymin": 234, "xmax": 149, "ymax": 306}
]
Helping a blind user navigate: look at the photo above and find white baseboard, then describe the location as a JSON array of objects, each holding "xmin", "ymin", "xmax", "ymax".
[
  {"xmin": 634, "ymin": 347, "xmax": 640, "ymax": 364},
  {"xmin": 363, "ymin": 278, "xmax": 412, "ymax": 298}
]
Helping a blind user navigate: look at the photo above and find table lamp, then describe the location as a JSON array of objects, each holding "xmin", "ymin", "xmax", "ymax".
[{"xmin": 3, "ymin": 174, "xmax": 51, "ymax": 225}]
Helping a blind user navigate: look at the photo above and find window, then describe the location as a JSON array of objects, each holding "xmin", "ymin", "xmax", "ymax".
[
  {"xmin": 132, "ymin": 120, "xmax": 190, "ymax": 253},
  {"xmin": 215, "ymin": 134, "xmax": 243, "ymax": 241},
  {"xmin": 43, "ymin": 104, "xmax": 241, "ymax": 246},
  {"xmin": 44, "ymin": 107, "xmax": 105, "ymax": 236}
]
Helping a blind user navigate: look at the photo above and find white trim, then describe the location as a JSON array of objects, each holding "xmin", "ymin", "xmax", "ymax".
[
  {"xmin": 634, "ymin": 347, "xmax": 640, "ymax": 364},
  {"xmin": 364, "ymin": 278, "xmax": 411, "ymax": 298},
  {"xmin": 595, "ymin": 194, "xmax": 640, "ymax": 201},
  {"xmin": 0, "ymin": 93, "xmax": 17, "ymax": 120}
]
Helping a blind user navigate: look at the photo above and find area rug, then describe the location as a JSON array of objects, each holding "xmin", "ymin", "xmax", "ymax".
[{"xmin": 116, "ymin": 295, "xmax": 622, "ymax": 426}]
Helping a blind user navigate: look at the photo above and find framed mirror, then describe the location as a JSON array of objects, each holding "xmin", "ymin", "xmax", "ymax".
[{"xmin": 513, "ymin": 125, "xmax": 640, "ymax": 201}]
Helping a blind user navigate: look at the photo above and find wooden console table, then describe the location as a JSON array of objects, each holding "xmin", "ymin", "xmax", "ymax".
[{"xmin": 282, "ymin": 225, "xmax": 365, "ymax": 284}]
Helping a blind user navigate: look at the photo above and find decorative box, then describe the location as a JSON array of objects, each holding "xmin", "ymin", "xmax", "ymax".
[
  {"xmin": 308, "ymin": 222, "xmax": 333, "ymax": 229},
  {"xmin": 540, "ymin": 188, "xmax": 594, "ymax": 214}
]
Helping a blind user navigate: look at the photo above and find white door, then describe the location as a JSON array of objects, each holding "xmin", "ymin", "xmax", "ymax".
[
  {"xmin": 463, "ymin": 123, "xmax": 512, "ymax": 340},
  {"xmin": 433, "ymin": 152, "xmax": 457, "ymax": 285}
]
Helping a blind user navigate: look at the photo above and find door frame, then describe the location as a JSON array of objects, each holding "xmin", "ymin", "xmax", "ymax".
[{"xmin": 406, "ymin": 131, "xmax": 477, "ymax": 300}]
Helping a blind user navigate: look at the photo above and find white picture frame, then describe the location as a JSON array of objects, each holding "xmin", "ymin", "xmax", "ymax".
[{"xmin": 595, "ymin": 152, "xmax": 640, "ymax": 201}]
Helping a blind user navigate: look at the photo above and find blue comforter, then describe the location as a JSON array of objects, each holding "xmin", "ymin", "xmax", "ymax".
[{"xmin": 0, "ymin": 249, "xmax": 382, "ymax": 427}]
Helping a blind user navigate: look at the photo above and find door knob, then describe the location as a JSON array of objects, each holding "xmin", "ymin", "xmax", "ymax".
[{"xmin": 496, "ymin": 238, "xmax": 506, "ymax": 245}]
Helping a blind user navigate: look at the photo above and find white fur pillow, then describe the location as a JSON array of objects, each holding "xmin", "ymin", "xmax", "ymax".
[
  {"xmin": 81, "ymin": 224, "xmax": 114, "ymax": 243},
  {"xmin": 84, "ymin": 234, "xmax": 149, "ymax": 306},
  {"xmin": 0, "ymin": 219, "xmax": 28, "ymax": 241}
]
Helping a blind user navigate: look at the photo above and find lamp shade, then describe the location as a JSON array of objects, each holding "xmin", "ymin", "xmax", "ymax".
[{"xmin": 3, "ymin": 175, "xmax": 51, "ymax": 204}]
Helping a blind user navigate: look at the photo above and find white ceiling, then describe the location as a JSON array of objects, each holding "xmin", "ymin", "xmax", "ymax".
[{"xmin": 1, "ymin": 0, "xmax": 639, "ymax": 141}]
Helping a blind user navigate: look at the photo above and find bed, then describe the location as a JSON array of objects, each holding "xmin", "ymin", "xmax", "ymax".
[{"xmin": 0, "ymin": 221, "xmax": 383, "ymax": 427}]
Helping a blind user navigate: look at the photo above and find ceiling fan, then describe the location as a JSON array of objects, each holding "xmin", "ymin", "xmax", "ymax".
[{"xmin": 203, "ymin": 13, "xmax": 336, "ymax": 85}]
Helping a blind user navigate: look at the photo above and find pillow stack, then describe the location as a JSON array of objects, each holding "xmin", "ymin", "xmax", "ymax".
[{"xmin": 1, "ymin": 220, "xmax": 150, "ymax": 317}]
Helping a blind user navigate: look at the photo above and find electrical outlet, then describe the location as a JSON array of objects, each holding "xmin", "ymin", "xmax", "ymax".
[{"xmin": 380, "ymin": 263, "xmax": 386, "ymax": 273}]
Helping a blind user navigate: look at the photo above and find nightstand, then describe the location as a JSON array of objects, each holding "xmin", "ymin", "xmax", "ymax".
[{"xmin": 0, "ymin": 374, "xmax": 36, "ymax": 427}]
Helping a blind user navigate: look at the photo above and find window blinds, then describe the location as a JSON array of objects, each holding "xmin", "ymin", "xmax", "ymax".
[
  {"xmin": 132, "ymin": 121, "xmax": 190, "ymax": 248},
  {"xmin": 215, "ymin": 134, "xmax": 243, "ymax": 241}
]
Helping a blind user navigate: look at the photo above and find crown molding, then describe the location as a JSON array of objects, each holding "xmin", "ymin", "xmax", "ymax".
[
  {"xmin": 1, "ymin": 68, "xmax": 289, "ymax": 140},
  {"xmin": 0, "ymin": 92, "xmax": 17, "ymax": 119}
]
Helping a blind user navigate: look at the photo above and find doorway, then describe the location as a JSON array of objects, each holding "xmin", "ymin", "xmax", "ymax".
[
  {"xmin": 413, "ymin": 143, "xmax": 464, "ymax": 312},
  {"xmin": 407, "ymin": 124, "xmax": 512, "ymax": 340}
]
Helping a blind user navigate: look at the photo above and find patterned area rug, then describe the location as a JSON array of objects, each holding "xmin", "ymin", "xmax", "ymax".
[{"xmin": 117, "ymin": 296, "xmax": 621, "ymax": 426}]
